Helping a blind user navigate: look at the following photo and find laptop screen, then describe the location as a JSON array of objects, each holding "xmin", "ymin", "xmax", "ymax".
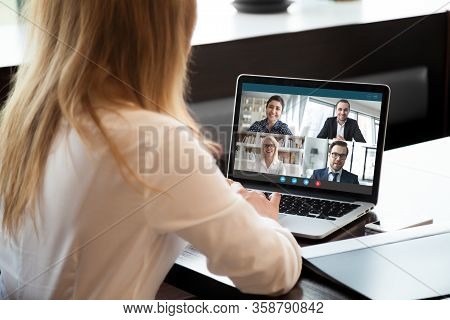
[{"xmin": 228, "ymin": 75, "xmax": 390, "ymax": 203}]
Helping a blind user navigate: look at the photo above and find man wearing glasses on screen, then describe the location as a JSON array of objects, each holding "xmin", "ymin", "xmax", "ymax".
[{"xmin": 310, "ymin": 141, "xmax": 359, "ymax": 184}]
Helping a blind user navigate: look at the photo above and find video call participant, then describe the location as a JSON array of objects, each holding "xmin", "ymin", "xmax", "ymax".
[
  {"xmin": 310, "ymin": 141, "xmax": 359, "ymax": 184},
  {"xmin": 317, "ymin": 99, "xmax": 366, "ymax": 143},
  {"xmin": 254, "ymin": 136, "xmax": 286, "ymax": 175},
  {"xmin": 248, "ymin": 95, "xmax": 293, "ymax": 135}
]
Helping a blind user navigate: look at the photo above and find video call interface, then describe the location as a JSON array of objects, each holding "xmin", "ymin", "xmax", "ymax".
[{"xmin": 231, "ymin": 83, "xmax": 384, "ymax": 195}]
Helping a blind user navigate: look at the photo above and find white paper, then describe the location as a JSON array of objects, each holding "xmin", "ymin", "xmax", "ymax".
[{"xmin": 175, "ymin": 244, "xmax": 235, "ymax": 287}]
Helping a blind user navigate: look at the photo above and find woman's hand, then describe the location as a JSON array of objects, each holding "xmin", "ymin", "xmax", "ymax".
[{"xmin": 228, "ymin": 179, "xmax": 281, "ymax": 221}]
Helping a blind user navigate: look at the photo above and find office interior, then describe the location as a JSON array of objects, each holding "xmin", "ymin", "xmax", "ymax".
[{"xmin": 0, "ymin": 0, "xmax": 449, "ymax": 300}]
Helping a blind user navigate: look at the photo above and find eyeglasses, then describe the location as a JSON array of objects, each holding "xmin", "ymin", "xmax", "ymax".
[
  {"xmin": 263, "ymin": 144, "xmax": 275, "ymax": 149},
  {"xmin": 330, "ymin": 152, "xmax": 347, "ymax": 160}
]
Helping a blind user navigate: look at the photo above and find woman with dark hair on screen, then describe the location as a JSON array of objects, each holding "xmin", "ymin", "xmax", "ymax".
[
  {"xmin": 0, "ymin": 0, "xmax": 301, "ymax": 299},
  {"xmin": 248, "ymin": 95, "xmax": 293, "ymax": 135}
]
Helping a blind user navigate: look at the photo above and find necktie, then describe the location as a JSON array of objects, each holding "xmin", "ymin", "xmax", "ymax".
[{"xmin": 332, "ymin": 172, "xmax": 339, "ymax": 182}]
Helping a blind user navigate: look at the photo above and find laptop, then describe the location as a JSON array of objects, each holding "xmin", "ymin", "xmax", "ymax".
[{"xmin": 227, "ymin": 74, "xmax": 390, "ymax": 239}]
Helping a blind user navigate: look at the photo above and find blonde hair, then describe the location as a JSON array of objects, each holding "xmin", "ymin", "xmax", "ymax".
[
  {"xmin": 261, "ymin": 135, "xmax": 280, "ymax": 161},
  {"xmin": 0, "ymin": 0, "xmax": 220, "ymax": 236}
]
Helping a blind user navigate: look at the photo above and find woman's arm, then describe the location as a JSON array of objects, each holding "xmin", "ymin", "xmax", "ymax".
[{"xmin": 139, "ymin": 124, "xmax": 301, "ymax": 295}]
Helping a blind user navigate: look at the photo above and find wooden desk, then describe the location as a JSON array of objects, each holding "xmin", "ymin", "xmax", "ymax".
[{"xmin": 159, "ymin": 137, "xmax": 450, "ymax": 299}]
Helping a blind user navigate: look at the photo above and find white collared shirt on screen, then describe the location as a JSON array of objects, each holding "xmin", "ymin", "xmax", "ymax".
[
  {"xmin": 328, "ymin": 168, "xmax": 343, "ymax": 182},
  {"xmin": 257, "ymin": 158, "xmax": 286, "ymax": 175},
  {"xmin": 336, "ymin": 120, "xmax": 346, "ymax": 138}
]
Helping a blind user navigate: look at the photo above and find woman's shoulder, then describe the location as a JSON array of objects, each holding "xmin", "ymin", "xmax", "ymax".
[
  {"xmin": 85, "ymin": 108, "xmax": 194, "ymax": 154},
  {"xmin": 279, "ymin": 121, "xmax": 290, "ymax": 128},
  {"xmin": 100, "ymin": 108, "xmax": 183, "ymax": 130},
  {"xmin": 248, "ymin": 119, "xmax": 264, "ymax": 130}
]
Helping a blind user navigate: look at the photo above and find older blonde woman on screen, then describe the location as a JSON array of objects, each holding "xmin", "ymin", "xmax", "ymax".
[
  {"xmin": 0, "ymin": 0, "xmax": 301, "ymax": 299},
  {"xmin": 256, "ymin": 136, "xmax": 286, "ymax": 175}
]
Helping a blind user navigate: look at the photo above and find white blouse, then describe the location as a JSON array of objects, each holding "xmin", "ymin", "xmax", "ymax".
[
  {"xmin": 0, "ymin": 109, "xmax": 301, "ymax": 299},
  {"xmin": 256, "ymin": 158, "xmax": 286, "ymax": 175}
]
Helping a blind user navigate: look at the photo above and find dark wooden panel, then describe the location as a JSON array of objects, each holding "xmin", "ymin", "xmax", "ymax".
[
  {"xmin": 0, "ymin": 66, "xmax": 16, "ymax": 107},
  {"xmin": 445, "ymin": 11, "xmax": 450, "ymax": 136},
  {"xmin": 188, "ymin": 13, "xmax": 449, "ymax": 149},
  {"xmin": 1, "ymin": 13, "xmax": 448, "ymax": 150}
]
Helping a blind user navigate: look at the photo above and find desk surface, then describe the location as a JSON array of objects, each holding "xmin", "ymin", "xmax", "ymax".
[
  {"xmin": 160, "ymin": 137, "xmax": 450, "ymax": 299},
  {"xmin": 375, "ymin": 137, "xmax": 450, "ymax": 225}
]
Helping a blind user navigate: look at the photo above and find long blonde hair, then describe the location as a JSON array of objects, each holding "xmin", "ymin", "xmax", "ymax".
[{"xmin": 0, "ymin": 0, "xmax": 220, "ymax": 236}]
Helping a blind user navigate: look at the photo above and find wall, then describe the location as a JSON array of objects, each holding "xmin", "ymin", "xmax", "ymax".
[{"xmin": 187, "ymin": 13, "xmax": 450, "ymax": 150}]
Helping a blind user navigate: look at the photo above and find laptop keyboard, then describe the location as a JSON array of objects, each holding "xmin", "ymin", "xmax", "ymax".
[{"xmin": 276, "ymin": 194, "xmax": 360, "ymax": 221}]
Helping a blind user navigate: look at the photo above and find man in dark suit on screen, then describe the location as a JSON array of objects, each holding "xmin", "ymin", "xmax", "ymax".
[
  {"xmin": 310, "ymin": 141, "xmax": 359, "ymax": 184},
  {"xmin": 317, "ymin": 99, "xmax": 366, "ymax": 142}
]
